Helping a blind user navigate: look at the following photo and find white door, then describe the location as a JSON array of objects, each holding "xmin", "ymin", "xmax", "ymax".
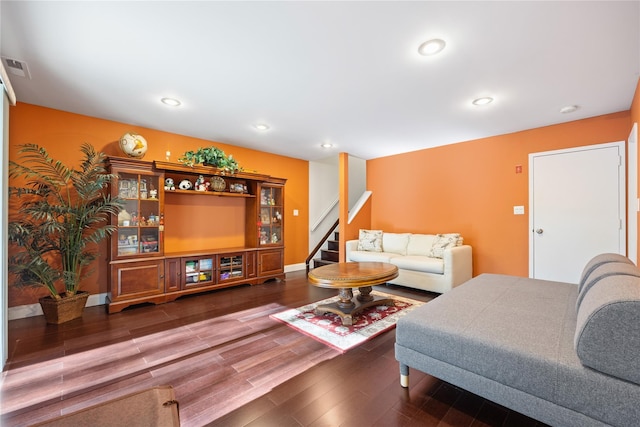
[
  {"xmin": 628, "ymin": 123, "xmax": 638, "ymax": 264},
  {"xmin": 529, "ymin": 142, "xmax": 625, "ymax": 283}
]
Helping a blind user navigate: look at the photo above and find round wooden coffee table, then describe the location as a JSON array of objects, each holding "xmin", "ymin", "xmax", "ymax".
[{"xmin": 308, "ymin": 262, "xmax": 399, "ymax": 325}]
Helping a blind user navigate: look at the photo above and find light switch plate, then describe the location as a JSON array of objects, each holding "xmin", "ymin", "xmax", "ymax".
[{"xmin": 514, "ymin": 206, "xmax": 525, "ymax": 215}]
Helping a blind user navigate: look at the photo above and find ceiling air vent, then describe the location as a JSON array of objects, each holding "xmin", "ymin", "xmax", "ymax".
[{"xmin": 2, "ymin": 57, "xmax": 31, "ymax": 79}]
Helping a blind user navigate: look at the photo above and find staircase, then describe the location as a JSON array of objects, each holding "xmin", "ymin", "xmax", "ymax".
[{"xmin": 312, "ymin": 231, "xmax": 340, "ymax": 268}]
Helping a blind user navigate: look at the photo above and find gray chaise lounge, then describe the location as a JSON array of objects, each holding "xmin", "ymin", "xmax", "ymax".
[{"xmin": 395, "ymin": 253, "xmax": 640, "ymax": 427}]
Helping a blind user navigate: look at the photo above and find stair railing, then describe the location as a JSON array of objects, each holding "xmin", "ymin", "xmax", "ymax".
[
  {"xmin": 311, "ymin": 197, "xmax": 338, "ymax": 232},
  {"xmin": 305, "ymin": 219, "xmax": 339, "ymax": 273}
]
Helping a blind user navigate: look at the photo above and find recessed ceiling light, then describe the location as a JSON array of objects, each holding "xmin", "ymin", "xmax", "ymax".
[
  {"xmin": 560, "ymin": 105, "xmax": 579, "ymax": 114},
  {"xmin": 418, "ymin": 38, "xmax": 446, "ymax": 56},
  {"xmin": 253, "ymin": 123, "xmax": 270, "ymax": 131},
  {"xmin": 161, "ymin": 97, "xmax": 181, "ymax": 107},
  {"xmin": 472, "ymin": 97, "xmax": 494, "ymax": 106},
  {"xmin": 321, "ymin": 143, "xmax": 333, "ymax": 148}
]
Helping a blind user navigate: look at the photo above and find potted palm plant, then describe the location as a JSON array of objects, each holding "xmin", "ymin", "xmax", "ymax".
[{"xmin": 8, "ymin": 143, "xmax": 123, "ymax": 324}]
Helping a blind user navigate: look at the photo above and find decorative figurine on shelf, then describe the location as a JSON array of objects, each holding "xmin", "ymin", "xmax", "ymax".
[
  {"xmin": 275, "ymin": 211, "xmax": 282, "ymax": 222},
  {"xmin": 149, "ymin": 189, "xmax": 158, "ymax": 199},
  {"xmin": 271, "ymin": 233, "xmax": 278, "ymax": 243},
  {"xmin": 118, "ymin": 208, "xmax": 131, "ymax": 226},
  {"xmin": 260, "ymin": 231, "xmax": 268, "ymax": 245},
  {"xmin": 195, "ymin": 175, "xmax": 208, "ymax": 191},
  {"xmin": 178, "ymin": 179, "xmax": 192, "ymax": 190},
  {"xmin": 164, "ymin": 177, "xmax": 175, "ymax": 191}
]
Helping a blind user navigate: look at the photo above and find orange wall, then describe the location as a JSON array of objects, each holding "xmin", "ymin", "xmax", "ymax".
[
  {"xmin": 368, "ymin": 111, "xmax": 632, "ymax": 277},
  {"xmin": 8, "ymin": 103, "xmax": 309, "ymax": 307}
]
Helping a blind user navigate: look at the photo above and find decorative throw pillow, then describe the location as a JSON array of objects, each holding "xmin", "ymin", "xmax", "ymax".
[
  {"xmin": 429, "ymin": 233, "xmax": 461, "ymax": 258},
  {"xmin": 357, "ymin": 229, "xmax": 383, "ymax": 252}
]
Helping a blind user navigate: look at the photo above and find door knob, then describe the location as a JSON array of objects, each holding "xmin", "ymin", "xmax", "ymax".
[{"xmin": 535, "ymin": 229, "xmax": 544, "ymax": 234}]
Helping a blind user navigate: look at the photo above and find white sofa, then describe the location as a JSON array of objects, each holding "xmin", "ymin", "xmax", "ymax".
[{"xmin": 345, "ymin": 232, "xmax": 472, "ymax": 293}]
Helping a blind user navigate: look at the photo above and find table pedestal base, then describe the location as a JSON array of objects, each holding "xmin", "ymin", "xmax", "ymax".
[{"xmin": 314, "ymin": 286, "xmax": 394, "ymax": 326}]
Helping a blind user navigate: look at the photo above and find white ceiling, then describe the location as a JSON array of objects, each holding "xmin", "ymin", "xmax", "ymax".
[{"xmin": 1, "ymin": 1, "xmax": 639, "ymax": 161}]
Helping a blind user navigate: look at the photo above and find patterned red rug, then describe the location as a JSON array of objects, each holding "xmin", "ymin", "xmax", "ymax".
[{"xmin": 270, "ymin": 291, "xmax": 424, "ymax": 353}]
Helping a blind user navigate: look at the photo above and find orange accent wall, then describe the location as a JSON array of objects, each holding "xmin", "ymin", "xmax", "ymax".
[
  {"xmin": 345, "ymin": 198, "xmax": 372, "ymax": 242},
  {"xmin": 367, "ymin": 111, "xmax": 632, "ymax": 277},
  {"xmin": 8, "ymin": 103, "xmax": 309, "ymax": 307},
  {"xmin": 164, "ymin": 194, "xmax": 247, "ymax": 251}
]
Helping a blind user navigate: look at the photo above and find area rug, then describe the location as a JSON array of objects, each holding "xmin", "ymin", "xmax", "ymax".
[{"xmin": 270, "ymin": 291, "xmax": 424, "ymax": 353}]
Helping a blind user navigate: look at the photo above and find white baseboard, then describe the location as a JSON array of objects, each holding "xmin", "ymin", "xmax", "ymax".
[
  {"xmin": 284, "ymin": 263, "xmax": 306, "ymax": 273},
  {"xmin": 8, "ymin": 292, "xmax": 107, "ymax": 321}
]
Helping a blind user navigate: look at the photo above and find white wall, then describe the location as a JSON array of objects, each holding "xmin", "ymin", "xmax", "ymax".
[
  {"xmin": 308, "ymin": 155, "xmax": 339, "ymax": 252},
  {"xmin": 348, "ymin": 155, "xmax": 366, "ymax": 211},
  {"xmin": 308, "ymin": 154, "xmax": 366, "ymax": 256}
]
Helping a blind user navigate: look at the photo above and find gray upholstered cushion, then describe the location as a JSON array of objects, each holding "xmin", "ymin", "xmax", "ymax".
[
  {"xmin": 578, "ymin": 253, "xmax": 633, "ymax": 292},
  {"xmin": 396, "ymin": 273, "xmax": 640, "ymax": 426},
  {"xmin": 576, "ymin": 262, "xmax": 640, "ymax": 310},
  {"xmin": 397, "ymin": 275, "xmax": 577, "ymax": 403},
  {"xmin": 574, "ymin": 274, "xmax": 640, "ymax": 385}
]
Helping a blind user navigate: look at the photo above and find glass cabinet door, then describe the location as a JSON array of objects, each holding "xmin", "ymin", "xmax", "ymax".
[
  {"xmin": 116, "ymin": 172, "xmax": 162, "ymax": 257},
  {"xmin": 258, "ymin": 185, "xmax": 283, "ymax": 246},
  {"xmin": 183, "ymin": 257, "xmax": 214, "ymax": 287},
  {"xmin": 219, "ymin": 254, "xmax": 244, "ymax": 282}
]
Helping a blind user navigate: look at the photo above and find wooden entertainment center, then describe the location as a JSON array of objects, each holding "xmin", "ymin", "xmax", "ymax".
[{"xmin": 106, "ymin": 157, "xmax": 286, "ymax": 313}]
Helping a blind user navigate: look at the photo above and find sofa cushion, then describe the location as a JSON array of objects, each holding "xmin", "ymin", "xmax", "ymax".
[
  {"xmin": 397, "ymin": 274, "xmax": 579, "ymax": 408},
  {"xmin": 348, "ymin": 250, "xmax": 398, "ymax": 263},
  {"xmin": 382, "ymin": 233, "xmax": 411, "ymax": 255},
  {"xmin": 390, "ymin": 256, "xmax": 444, "ymax": 274},
  {"xmin": 575, "ymin": 274, "xmax": 640, "ymax": 385},
  {"xmin": 357, "ymin": 229, "xmax": 383, "ymax": 252},
  {"xmin": 578, "ymin": 253, "xmax": 633, "ymax": 292},
  {"xmin": 397, "ymin": 273, "xmax": 640, "ymax": 427},
  {"xmin": 576, "ymin": 262, "xmax": 640, "ymax": 310},
  {"xmin": 429, "ymin": 233, "xmax": 461, "ymax": 259},
  {"xmin": 406, "ymin": 234, "xmax": 435, "ymax": 256}
]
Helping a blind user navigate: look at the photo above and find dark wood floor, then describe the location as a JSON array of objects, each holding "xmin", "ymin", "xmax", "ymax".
[{"xmin": 3, "ymin": 271, "xmax": 546, "ymax": 426}]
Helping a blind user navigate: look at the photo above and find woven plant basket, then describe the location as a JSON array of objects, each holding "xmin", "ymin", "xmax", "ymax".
[{"xmin": 39, "ymin": 291, "xmax": 90, "ymax": 324}]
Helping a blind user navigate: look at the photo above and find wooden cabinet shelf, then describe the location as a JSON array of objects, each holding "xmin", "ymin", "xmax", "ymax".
[
  {"xmin": 107, "ymin": 158, "xmax": 286, "ymax": 314},
  {"xmin": 165, "ymin": 189, "xmax": 255, "ymax": 198}
]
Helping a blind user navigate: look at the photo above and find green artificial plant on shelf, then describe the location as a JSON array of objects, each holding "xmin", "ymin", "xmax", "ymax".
[
  {"xmin": 8, "ymin": 143, "xmax": 124, "ymax": 304},
  {"xmin": 178, "ymin": 146, "xmax": 242, "ymax": 174}
]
